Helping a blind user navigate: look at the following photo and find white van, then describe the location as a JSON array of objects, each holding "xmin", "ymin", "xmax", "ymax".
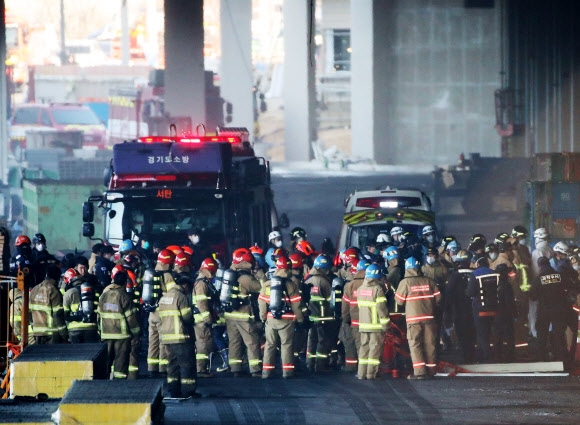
[{"xmin": 337, "ymin": 187, "xmax": 435, "ymax": 252}]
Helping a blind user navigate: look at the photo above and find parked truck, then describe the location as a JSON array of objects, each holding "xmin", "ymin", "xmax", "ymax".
[{"xmin": 82, "ymin": 126, "xmax": 284, "ymax": 263}]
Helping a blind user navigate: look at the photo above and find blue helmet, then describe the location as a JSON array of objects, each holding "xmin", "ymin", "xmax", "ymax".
[
  {"xmin": 120, "ymin": 239, "xmax": 133, "ymax": 252},
  {"xmin": 383, "ymin": 246, "xmax": 399, "ymax": 261},
  {"xmin": 446, "ymin": 240, "xmax": 459, "ymax": 253},
  {"xmin": 365, "ymin": 263, "xmax": 384, "ymax": 279},
  {"xmin": 313, "ymin": 254, "xmax": 331, "ymax": 270},
  {"xmin": 405, "ymin": 257, "xmax": 420, "ymax": 270},
  {"xmin": 356, "ymin": 259, "xmax": 371, "ymax": 271}
]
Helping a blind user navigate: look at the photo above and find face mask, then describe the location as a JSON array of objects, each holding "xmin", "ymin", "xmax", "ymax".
[
  {"xmin": 489, "ymin": 252, "xmax": 498, "ymax": 261},
  {"xmin": 274, "ymin": 240, "xmax": 283, "ymax": 248},
  {"xmin": 426, "ymin": 257, "xmax": 435, "ymax": 265},
  {"xmin": 36, "ymin": 243, "xmax": 45, "ymax": 252},
  {"xmin": 519, "ymin": 239, "xmax": 527, "ymax": 245},
  {"xmin": 426, "ymin": 235, "xmax": 434, "ymax": 244},
  {"xmin": 192, "ymin": 235, "xmax": 200, "ymax": 245},
  {"xmin": 143, "ymin": 241, "xmax": 150, "ymax": 250},
  {"xmin": 573, "ymin": 264, "xmax": 580, "ymax": 271}
]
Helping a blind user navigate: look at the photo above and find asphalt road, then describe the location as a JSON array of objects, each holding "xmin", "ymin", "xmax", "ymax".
[{"xmin": 164, "ymin": 374, "xmax": 580, "ymax": 425}]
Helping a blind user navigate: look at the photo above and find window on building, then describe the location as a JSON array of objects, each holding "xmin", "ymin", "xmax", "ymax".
[{"xmin": 333, "ymin": 29, "xmax": 351, "ymax": 71}]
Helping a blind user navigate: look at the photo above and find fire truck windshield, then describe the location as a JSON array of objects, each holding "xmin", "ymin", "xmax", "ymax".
[{"xmin": 105, "ymin": 197, "xmax": 225, "ymax": 247}]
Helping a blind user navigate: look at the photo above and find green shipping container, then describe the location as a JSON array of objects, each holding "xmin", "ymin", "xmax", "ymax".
[{"xmin": 22, "ymin": 179, "xmax": 105, "ymax": 253}]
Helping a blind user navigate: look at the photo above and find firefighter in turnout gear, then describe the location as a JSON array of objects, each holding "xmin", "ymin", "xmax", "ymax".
[
  {"xmin": 192, "ymin": 257, "xmax": 220, "ymax": 377},
  {"xmin": 259, "ymin": 255, "xmax": 304, "ymax": 378},
  {"xmin": 158, "ymin": 265, "xmax": 197, "ymax": 398},
  {"xmin": 63, "ymin": 268, "xmax": 99, "ymax": 343},
  {"xmin": 98, "ymin": 270, "xmax": 141, "ymax": 379},
  {"xmin": 289, "ymin": 252, "xmax": 310, "ymax": 366},
  {"xmin": 357, "ymin": 263, "xmax": 390, "ymax": 380},
  {"xmin": 422, "ymin": 247, "xmax": 450, "ymax": 352},
  {"xmin": 9, "ymin": 287, "xmax": 23, "ymax": 342},
  {"xmin": 396, "ymin": 257, "xmax": 441, "ymax": 379},
  {"xmin": 146, "ymin": 249, "xmax": 176, "ymax": 375},
  {"xmin": 305, "ymin": 254, "xmax": 334, "ymax": 374},
  {"xmin": 223, "ymin": 250, "xmax": 263, "ymax": 377},
  {"xmin": 30, "ymin": 264, "xmax": 68, "ymax": 344},
  {"xmin": 341, "ymin": 259, "xmax": 370, "ymax": 372}
]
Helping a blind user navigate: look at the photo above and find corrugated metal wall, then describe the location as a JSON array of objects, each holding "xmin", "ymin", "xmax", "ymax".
[{"xmin": 505, "ymin": 0, "xmax": 580, "ymax": 156}]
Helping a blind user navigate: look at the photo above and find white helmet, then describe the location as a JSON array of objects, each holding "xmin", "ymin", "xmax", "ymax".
[
  {"xmin": 268, "ymin": 231, "xmax": 281, "ymax": 241},
  {"xmin": 422, "ymin": 225, "xmax": 435, "ymax": 235},
  {"xmin": 390, "ymin": 226, "xmax": 404, "ymax": 237},
  {"xmin": 533, "ymin": 228, "xmax": 548, "ymax": 240},
  {"xmin": 553, "ymin": 241, "xmax": 569, "ymax": 255},
  {"xmin": 376, "ymin": 233, "xmax": 391, "ymax": 244}
]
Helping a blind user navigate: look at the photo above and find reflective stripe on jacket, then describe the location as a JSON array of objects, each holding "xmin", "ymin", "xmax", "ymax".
[
  {"xmin": 395, "ymin": 269, "xmax": 441, "ymax": 323},
  {"xmin": 159, "ymin": 285, "xmax": 193, "ymax": 343},
  {"xmin": 357, "ymin": 277, "xmax": 390, "ymax": 331},
  {"xmin": 30, "ymin": 279, "xmax": 68, "ymax": 338},
  {"xmin": 98, "ymin": 284, "xmax": 140, "ymax": 340}
]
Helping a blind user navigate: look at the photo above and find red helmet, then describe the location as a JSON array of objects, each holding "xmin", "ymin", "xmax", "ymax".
[
  {"xmin": 181, "ymin": 246, "xmax": 194, "ymax": 255},
  {"xmin": 15, "ymin": 235, "xmax": 31, "ymax": 246},
  {"xmin": 342, "ymin": 247, "xmax": 360, "ymax": 264},
  {"xmin": 232, "ymin": 247, "xmax": 251, "ymax": 263},
  {"xmin": 233, "ymin": 251, "xmax": 254, "ymax": 265},
  {"xmin": 200, "ymin": 257, "xmax": 218, "ymax": 275},
  {"xmin": 289, "ymin": 253, "xmax": 304, "ymax": 269},
  {"xmin": 175, "ymin": 252, "xmax": 191, "ymax": 267},
  {"xmin": 63, "ymin": 268, "xmax": 80, "ymax": 284},
  {"xmin": 157, "ymin": 249, "xmax": 176, "ymax": 265},
  {"xmin": 271, "ymin": 247, "xmax": 288, "ymax": 261},
  {"xmin": 249, "ymin": 245, "xmax": 263, "ymax": 255},
  {"xmin": 166, "ymin": 245, "xmax": 183, "ymax": 256},
  {"xmin": 295, "ymin": 240, "xmax": 316, "ymax": 257},
  {"xmin": 111, "ymin": 264, "xmax": 125, "ymax": 279},
  {"xmin": 276, "ymin": 255, "xmax": 291, "ymax": 270}
]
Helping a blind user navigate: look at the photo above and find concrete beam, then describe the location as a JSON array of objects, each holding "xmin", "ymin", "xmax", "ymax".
[
  {"xmin": 164, "ymin": 0, "xmax": 205, "ymax": 129},
  {"xmin": 283, "ymin": 0, "xmax": 316, "ymax": 161},
  {"xmin": 0, "ymin": 0, "xmax": 7, "ymax": 183}
]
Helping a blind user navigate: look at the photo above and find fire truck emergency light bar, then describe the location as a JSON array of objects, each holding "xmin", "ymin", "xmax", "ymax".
[{"xmin": 139, "ymin": 136, "xmax": 241, "ymax": 144}]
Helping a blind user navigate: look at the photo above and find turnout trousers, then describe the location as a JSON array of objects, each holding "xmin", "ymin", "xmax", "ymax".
[
  {"xmin": 106, "ymin": 339, "xmax": 131, "ymax": 379},
  {"xmin": 357, "ymin": 331, "xmax": 385, "ymax": 379},
  {"xmin": 147, "ymin": 311, "xmax": 168, "ymax": 373},
  {"xmin": 407, "ymin": 321, "xmax": 438, "ymax": 377},
  {"xmin": 226, "ymin": 319, "xmax": 262, "ymax": 373},
  {"xmin": 165, "ymin": 342, "xmax": 197, "ymax": 397},
  {"xmin": 128, "ymin": 337, "xmax": 140, "ymax": 379},
  {"xmin": 69, "ymin": 330, "xmax": 100, "ymax": 344},
  {"xmin": 339, "ymin": 323, "xmax": 358, "ymax": 371},
  {"xmin": 263, "ymin": 318, "xmax": 296, "ymax": 378},
  {"xmin": 194, "ymin": 322, "xmax": 213, "ymax": 373},
  {"xmin": 307, "ymin": 322, "xmax": 330, "ymax": 371}
]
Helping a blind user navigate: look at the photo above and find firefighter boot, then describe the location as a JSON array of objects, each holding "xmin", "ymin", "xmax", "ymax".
[{"xmin": 216, "ymin": 349, "xmax": 230, "ymax": 373}]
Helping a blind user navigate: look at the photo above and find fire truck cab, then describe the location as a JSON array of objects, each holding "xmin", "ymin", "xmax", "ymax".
[{"xmin": 82, "ymin": 127, "xmax": 282, "ymax": 262}]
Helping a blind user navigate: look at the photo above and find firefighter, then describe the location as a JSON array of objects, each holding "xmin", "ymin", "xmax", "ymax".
[
  {"xmin": 295, "ymin": 240, "xmax": 319, "ymax": 273},
  {"xmin": 530, "ymin": 228, "xmax": 554, "ymax": 340},
  {"xmin": 135, "ymin": 233, "xmax": 154, "ymax": 268},
  {"xmin": 29, "ymin": 264, "xmax": 67, "ymax": 344},
  {"xmin": 305, "ymin": 254, "xmax": 334, "ymax": 374},
  {"xmin": 444, "ymin": 250, "xmax": 476, "ymax": 363},
  {"xmin": 532, "ymin": 256, "xmax": 577, "ymax": 365},
  {"xmin": 158, "ymin": 265, "xmax": 197, "ymax": 398},
  {"xmin": 259, "ymin": 255, "xmax": 304, "ymax": 379},
  {"xmin": 467, "ymin": 233, "xmax": 487, "ymax": 257},
  {"xmin": 422, "ymin": 247, "xmax": 450, "ymax": 352},
  {"xmin": 336, "ymin": 247, "xmax": 359, "ymax": 283},
  {"xmin": 396, "ymin": 257, "xmax": 441, "ymax": 379},
  {"xmin": 98, "ymin": 270, "xmax": 141, "ymax": 379},
  {"xmin": 31, "ymin": 233, "xmax": 59, "ymax": 284},
  {"xmin": 357, "ymin": 263, "xmax": 390, "ymax": 380},
  {"xmin": 383, "ymin": 246, "xmax": 402, "ymax": 311},
  {"xmin": 390, "ymin": 226, "xmax": 404, "ymax": 247},
  {"xmin": 289, "ymin": 252, "xmax": 310, "ymax": 367},
  {"xmin": 341, "ymin": 259, "xmax": 370, "ymax": 372},
  {"xmin": 223, "ymin": 250, "xmax": 263, "ymax": 377},
  {"xmin": 422, "ymin": 225, "xmax": 440, "ymax": 252},
  {"xmin": 467, "ymin": 255, "xmax": 504, "ymax": 363},
  {"xmin": 145, "ymin": 249, "xmax": 176, "ymax": 376},
  {"xmin": 94, "ymin": 245, "xmax": 115, "ymax": 290},
  {"xmin": 10, "ymin": 235, "xmax": 36, "ymax": 289},
  {"xmin": 192, "ymin": 257, "xmax": 220, "ymax": 377},
  {"xmin": 265, "ymin": 231, "xmax": 284, "ymax": 270},
  {"xmin": 62, "ymin": 268, "xmax": 99, "ymax": 343}
]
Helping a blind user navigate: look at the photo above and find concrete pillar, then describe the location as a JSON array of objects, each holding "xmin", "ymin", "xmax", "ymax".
[
  {"xmin": 350, "ymin": 0, "xmax": 391, "ymax": 163},
  {"xmin": 283, "ymin": 0, "xmax": 316, "ymax": 161},
  {"xmin": 220, "ymin": 0, "xmax": 254, "ymax": 139},
  {"xmin": 0, "ymin": 0, "xmax": 8, "ymax": 183},
  {"xmin": 164, "ymin": 0, "xmax": 205, "ymax": 128}
]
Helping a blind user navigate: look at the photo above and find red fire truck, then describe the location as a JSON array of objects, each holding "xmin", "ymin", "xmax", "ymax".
[{"xmin": 82, "ymin": 127, "xmax": 284, "ymax": 262}]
